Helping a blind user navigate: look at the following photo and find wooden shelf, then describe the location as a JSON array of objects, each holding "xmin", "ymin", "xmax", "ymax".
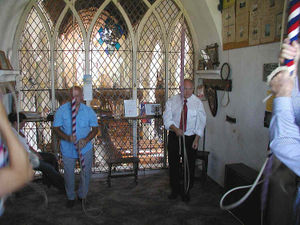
[
  {"xmin": 0, "ymin": 70, "xmax": 19, "ymax": 83},
  {"xmin": 202, "ymin": 79, "xmax": 232, "ymax": 91},
  {"xmin": 195, "ymin": 70, "xmax": 220, "ymax": 79}
]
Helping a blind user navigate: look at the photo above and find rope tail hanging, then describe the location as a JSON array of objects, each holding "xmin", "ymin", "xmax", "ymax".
[{"xmin": 179, "ymin": 16, "xmax": 190, "ymax": 195}]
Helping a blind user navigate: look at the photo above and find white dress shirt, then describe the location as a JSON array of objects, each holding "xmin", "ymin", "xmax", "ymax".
[
  {"xmin": 11, "ymin": 127, "xmax": 39, "ymax": 168},
  {"xmin": 163, "ymin": 94, "xmax": 206, "ymax": 137}
]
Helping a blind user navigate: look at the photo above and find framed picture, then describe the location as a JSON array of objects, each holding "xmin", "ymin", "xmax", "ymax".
[
  {"xmin": 198, "ymin": 59, "xmax": 206, "ymax": 70},
  {"xmin": 206, "ymin": 87, "xmax": 218, "ymax": 117},
  {"xmin": 205, "ymin": 43, "xmax": 220, "ymax": 68},
  {"xmin": 194, "ymin": 74, "xmax": 207, "ymax": 101},
  {"xmin": 0, "ymin": 51, "xmax": 12, "ymax": 70}
]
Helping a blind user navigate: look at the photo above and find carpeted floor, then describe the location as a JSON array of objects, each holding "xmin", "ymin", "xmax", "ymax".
[{"xmin": 0, "ymin": 169, "xmax": 240, "ymax": 225}]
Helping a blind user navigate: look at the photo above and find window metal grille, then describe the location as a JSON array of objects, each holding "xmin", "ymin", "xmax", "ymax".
[
  {"xmin": 19, "ymin": 7, "xmax": 52, "ymax": 156},
  {"xmin": 155, "ymin": 0, "xmax": 179, "ymax": 33},
  {"xmin": 90, "ymin": 2, "xmax": 133, "ymax": 171},
  {"xmin": 137, "ymin": 13, "xmax": 165, "ymax": 168},
  {"xmin": 17, "ymin": 0, "xmax": 194, "ymax": 174},
  {"xmin": 168, "ymin": 17, "xmax": 194, "ymax": 98}
]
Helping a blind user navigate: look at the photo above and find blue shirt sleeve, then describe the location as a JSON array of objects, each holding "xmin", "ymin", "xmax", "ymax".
[
  {"xmin": 269, "ymin": 97, "xmax": 300, "ymax": 176},
  {"xmin": 53, "ymin": 106, "xmax": 64, "ymax": 127},
  {"xmin": 88, "ymin": 107, "xmax": 98, "ymax": 127}
]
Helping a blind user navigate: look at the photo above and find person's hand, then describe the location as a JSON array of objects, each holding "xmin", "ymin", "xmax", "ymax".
[
  {"xmin": 0, "ymin": 99, "xmax": 10, "ymax": 132},
  {"xmin": 68, "ymin": 135, "xmax": 76, "ymax": 143},
  {"xmin": 36, "ymin": 153, "xmax": 42, "ymax": 160},
  {"xmin": 270, "ymin": 69, "xmax": 294, "ymax": 97},
  {"xmin": 192, "ymin": 139, "xmax": 198, "ymax": 150},
  {"xmin": 174, "ymin": 127, "xmax": 183, "ymax": 136},
  {"xmin": 77, "ymin": 138, "xmax": 87, "ymax": 150},
  {"xmin": 279, "ymin": 38, "xmax": 300, "ymax": 77}
]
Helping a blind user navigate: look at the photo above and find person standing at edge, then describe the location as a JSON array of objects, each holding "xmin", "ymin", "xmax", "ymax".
[
  {"xmin": 266, "ymin": 38, "xmax": 300, "ymax": 225},
  {"xmin": 0, "ymin": 93, "xmax": 33, "ymax": 215},
  {"xmin": 163, "ymin": 79, "xmax": 206, "ymax": 202},
  {"xmin": 53, "ymin": 86, "xmax": 98, "ymax": 208}
]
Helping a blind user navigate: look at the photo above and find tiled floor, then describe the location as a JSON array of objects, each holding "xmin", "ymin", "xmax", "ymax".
[{"xmin": 0, "ymin": 170, "xmax": 241, "ymax": 225}]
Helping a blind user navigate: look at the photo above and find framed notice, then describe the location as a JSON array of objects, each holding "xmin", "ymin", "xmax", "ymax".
[
  {"xmin": 223, "ymin": 0, "xmax": 235, "ymax": 9},
  {"xmin": 236, "ymin": 0, "xmax": 249, "ymax": 16},
  {"xmin": 222, "ymin": 24, "xmax": 235, "ymax": 43},
  {"xmin": 145, "ymin": 103, "xmax": 161, "ymax": 115},
  {"xmin": 249, "ymin": 11, "xmax": 261, "ymax": 45},
  {"xmin": 261, "ymin": 16, "xmax": 275, "ymax": 43},
  {"xmin": 236, "ymin": 14, "xmax": 249, "ymax": 42},
  {"xmin": 124, "ymin": 99, "xmax": 138, "ymax": 117}
]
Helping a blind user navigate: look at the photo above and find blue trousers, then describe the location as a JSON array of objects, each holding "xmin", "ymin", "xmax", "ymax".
[{"xmin": 62, "ymin": 149, "xmax": 93, "ymax": 200}]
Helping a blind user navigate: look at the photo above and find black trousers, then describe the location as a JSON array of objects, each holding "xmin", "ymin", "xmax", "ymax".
[
  {"xmin": 168, "ymin": 131, "xmax": 196, "ymax": 195},
  {"xmin": 264, "ymin": 156, "xmax": 298, "ymax": 225},
  {"xmin": 36, "ymin": 152, "xmax": 64, "ymax": 190}
]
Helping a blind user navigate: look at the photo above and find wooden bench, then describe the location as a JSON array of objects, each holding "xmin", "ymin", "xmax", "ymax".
[
  {"xmin": 107, "ymin": 156, "xmax": 139, "ymax": 187},
  {"xmin": 98, "ymin": 117, "xmax": 140, "ymax": 187}
]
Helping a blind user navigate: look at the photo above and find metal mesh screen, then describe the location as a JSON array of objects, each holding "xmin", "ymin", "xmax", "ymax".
[
  {"xmin": 155, "ymin": 0, "xmax": 179, "ymax": 33},
  {"xmin": 75, "ymin": 0, "xmax": 105, "ymax": 32},
  {"xmin": 17, "ymin": 0, "xmax": 194, "ymax": 173},
  {"xmin": 147, "ymin": 0, "xmax": 157, "ymax": 4},
  {"xmin": 138, "ymin": 117, "xmax": 164, "ymax": 169},
  {"xmin": 19, "ymin": 7, "xmax": 52, "ymax": 158},
  {"xmin": 55, "ymin": 9, "xmax": 85, "ymax": 90},
  {"xmin": 90, "ymin": 2, "xmax": 133, "ymax": 172},
  {"xmin": 137, "ymin": 13, "xmax": 165, "ymax": 168},
  {"xmin": 168, "ymin": 17, "xmax": 194, "ymax": 98},
  {"xmin": 38, "ymin": 0, "xmax": 66, "ymax": 35},
  {"xmin": 119, "ymin": 0, "xmax": 148, "ymax": 29},
  {"xmin": 94, "ymin": 117, "xmax": 134, "ymax": 172}
]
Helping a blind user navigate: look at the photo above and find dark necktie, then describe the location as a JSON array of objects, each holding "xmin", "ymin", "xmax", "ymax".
[{"xmin": 180, "ymin": 99, "xmax": 187, "ymax": 132}]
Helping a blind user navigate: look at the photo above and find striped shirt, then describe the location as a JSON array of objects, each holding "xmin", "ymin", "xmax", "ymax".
[
  {"xmin": 0, "ymin": 139, "xmax": 8, "ymax": 216},
  {"xmin": 269, "ymin": 81, "xmax": 300, "ymax": 176}
]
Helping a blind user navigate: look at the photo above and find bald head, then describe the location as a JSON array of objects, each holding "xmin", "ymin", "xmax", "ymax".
[{"xmin": 182, "ymin": 79, "xmax": 194, "ymax": 99}]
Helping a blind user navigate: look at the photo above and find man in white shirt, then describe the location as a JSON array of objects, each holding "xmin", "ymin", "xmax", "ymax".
[{"xmin": 163, "ymin": 79, "xmax": 206, "ymax": 202}]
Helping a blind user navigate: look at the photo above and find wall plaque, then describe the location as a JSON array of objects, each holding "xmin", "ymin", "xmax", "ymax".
[{"xmin": 263, "ymin": 63, "xmax": 278, "ymax": 82}]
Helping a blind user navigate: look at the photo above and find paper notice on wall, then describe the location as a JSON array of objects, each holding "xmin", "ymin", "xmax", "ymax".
[
  {"xmin": 223, "ymin": 0, "xmax": 235, "ymax": 9},
  {"xmin": 235, "ymin": 13, "xmax": 249, "ymax": 42},
  {"xmin": 83, "ymin": 74, "xmax": 93, "ymax": 101},
  {"xmin": 236, "ymin": 0, "xmax": 249, "ymax": 16},
  {"xmin": 261, "ymin": 15, "xmax": 275, "ymax": 43},
  {"xmin": 222, "ymin": 5, "xmax": 235, "ymax": 27},
  {"xmin": 124, "ymin": 99, "xmax": 138, "ymax": 117},
  {"xmin": 249, "ymin": 11, "xmax": 261, "ymax": 45}
]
